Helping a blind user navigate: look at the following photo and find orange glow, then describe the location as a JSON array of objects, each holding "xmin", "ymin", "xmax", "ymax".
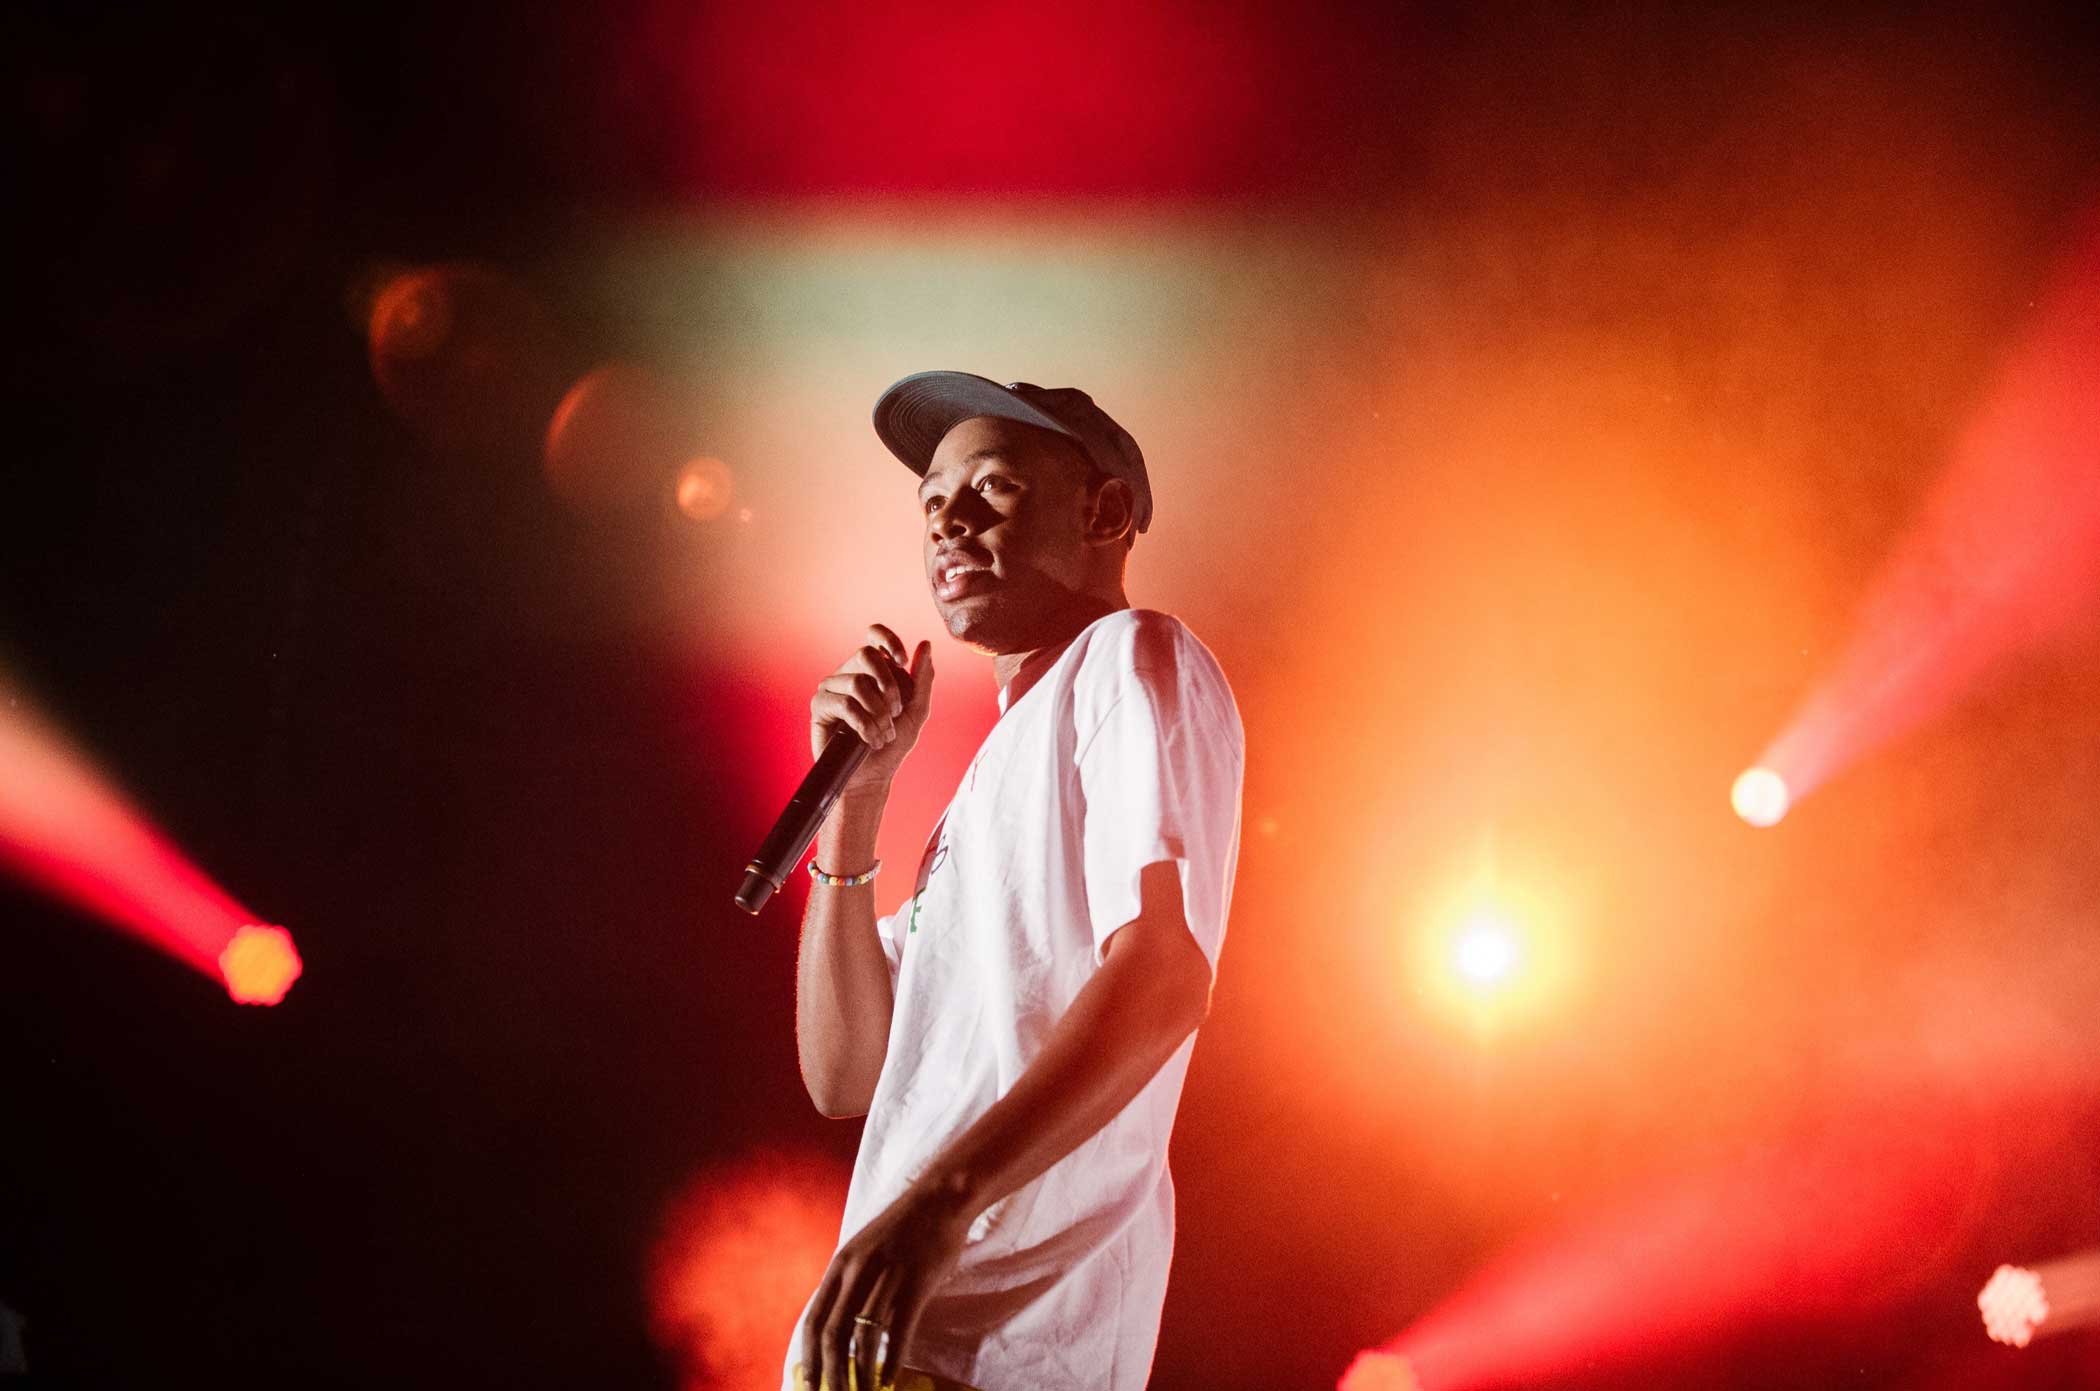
[
  {"xmin": 219, "ymin": 924, "xmax": 303, "ymax": 1006},
  {"xmin": 1412, "ymin": 868, "xmax": 1576, "ymax": 1035},
  {"xmin": 648, "ymin": 1150, "xmax": 848, "ymax": 1391},
  {"xmin": 673, "ymin": 457, "xmax": 735, "ymax": 522},
  {"xmin": 1338, "ymin": 1351, "xmax": 1423, "ymax": 1391}
]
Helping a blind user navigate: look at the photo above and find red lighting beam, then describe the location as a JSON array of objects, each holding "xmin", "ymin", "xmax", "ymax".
[
  {"xmin": 0, "ymin": 687, "xmax": 300, "ymax": 1005},
  {"xmin": 1751, "ymin": 205, "xmax": 2100, "ymax": 807},
  {"xmin": 1345, "ymin": 1107, "xmax": 1991, "ymax": 1391}
]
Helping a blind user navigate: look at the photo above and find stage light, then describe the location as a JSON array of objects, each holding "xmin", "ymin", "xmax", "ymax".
[
  {"xmin": 0, "ymin": 684, "xmax": 300, "ymax": 1003},
  {"xmin": 1338, "ymin": 1350, "xmax": 1422, "ymax": 1391},
  {"xmin": 1411, "ymin": 871, "xmax": 1574, "ymax": 1033},
  {"xmin": 1978, "ymin": 1264, "xmax": 2047, "ymax": 1347},
  {"xmin": 1730, "ymin": 767, "xmax": 1789, "ymax": 828},
  {"xmin": 672, "ymin": 457, "xmax": 735, "ymax": 522},
  {"xmin": 1452, "ymin": 909, "xmax": 1522, "ymax": 989},
  {"xmin": 1977, "ymin": 1249, "xmax": 2100, "ymax": 1347},
  {"xmin": 219, "ymin": 924, "xmax": 302, "ymax": 1006}
]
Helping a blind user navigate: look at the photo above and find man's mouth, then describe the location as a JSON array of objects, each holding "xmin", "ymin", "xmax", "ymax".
[{"xmin": 933, "ymin": 560, "xmax": 995, "ymax": 600}]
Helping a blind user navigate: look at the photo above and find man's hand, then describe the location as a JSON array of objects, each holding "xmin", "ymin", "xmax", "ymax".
[
  {"xmin": 811, "ymin": 624, "xmax": 935, "ymax": 798},
  {"xmin": 800, "ymin": 1180, "xmax": 971, "ymax": 1391}
]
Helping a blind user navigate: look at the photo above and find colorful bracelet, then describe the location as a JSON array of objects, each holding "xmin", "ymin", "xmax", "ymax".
[{"xmin": 808, "ymin": 858, "xmax": 881, "ymax": 888}]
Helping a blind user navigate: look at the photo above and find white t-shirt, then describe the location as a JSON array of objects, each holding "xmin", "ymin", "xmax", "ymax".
[{"xmin": 786, "ymin": 607, "xmax": 1244, "ymax": 1391}]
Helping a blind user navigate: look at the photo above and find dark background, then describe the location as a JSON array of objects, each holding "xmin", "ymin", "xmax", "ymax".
[{"xmin": 8, "ymin": 3, "xmax": 2100, "ymax": 1388}]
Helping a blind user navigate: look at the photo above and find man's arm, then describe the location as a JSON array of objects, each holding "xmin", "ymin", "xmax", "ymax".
[
  {"xmin": 802, "ymin": 858, "xmax": 1212, "ymax": 1391},
  {"xmin": 795, "ymin": 788, "xmax": 896, "ymax": 1118},
  {"xmin": 795, "ymin": 626, "xmax": 934, "ymax": 1120}
]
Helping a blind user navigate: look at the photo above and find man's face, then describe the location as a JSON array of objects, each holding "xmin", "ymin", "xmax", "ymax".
[{"xmin": 919, "ymin": 415, "xmax": 1101, "ymax": 654}]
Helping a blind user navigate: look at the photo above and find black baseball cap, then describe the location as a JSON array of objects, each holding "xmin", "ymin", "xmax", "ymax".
[{"xmin": 871, "ymin": 371, "xmax": 1153, "ymax": 533}]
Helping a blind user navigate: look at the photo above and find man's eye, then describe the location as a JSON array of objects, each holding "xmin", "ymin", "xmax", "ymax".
[
  {"xmin": 922, "ymin": 496, "xmax": 942, "ymax": 514},
  {"xmin": 978, "ymin": 476, "xmax": 1010, "ymax": 493}
]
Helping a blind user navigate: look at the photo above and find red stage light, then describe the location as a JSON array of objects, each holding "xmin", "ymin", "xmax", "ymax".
[
  {"xmin": 219, "ymin": 924, "xmax": 302, "ymax": 1006},
  {"xmin": 0, "ymin": 684, "xmax": 299, "ymax": 1002},
  {"xmin": 1356, "ymin": 1102, "xmax": 1995, "ymax": 1390}
]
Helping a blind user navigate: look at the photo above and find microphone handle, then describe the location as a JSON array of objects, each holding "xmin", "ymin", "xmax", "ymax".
[{"xmin": 734, "ymin": 664, "xmax": 915, "ymax": 915}]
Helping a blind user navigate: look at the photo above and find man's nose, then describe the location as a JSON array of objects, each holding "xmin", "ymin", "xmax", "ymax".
[{"xmin": 927, "ymin": 494, "xmax": 980, "ymax": 541}]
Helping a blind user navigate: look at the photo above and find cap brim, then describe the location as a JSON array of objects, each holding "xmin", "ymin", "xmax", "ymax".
[{"xmin": 872, "ymin": 371, "xmax": 1081, "ymax": 475}]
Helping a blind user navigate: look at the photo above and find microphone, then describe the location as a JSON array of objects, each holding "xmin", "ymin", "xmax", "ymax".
[{"xmin": 734, "ymin": 660, "xmax": 916, "ymax": 915}]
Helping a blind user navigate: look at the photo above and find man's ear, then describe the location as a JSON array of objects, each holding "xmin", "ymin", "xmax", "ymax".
[{"xmin": 1085, "ymin": 476, "xmax": 1136, "ymax": 549}]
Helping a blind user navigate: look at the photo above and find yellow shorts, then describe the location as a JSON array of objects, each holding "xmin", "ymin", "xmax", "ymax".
[{"xmin": 786, "ymin": 1362, "xmax": 980, "ymax": 1391}]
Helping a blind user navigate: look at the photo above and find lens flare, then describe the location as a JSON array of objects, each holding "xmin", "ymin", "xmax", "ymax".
[
  {"xmin": 545, "ymin": 363, "xmax": 699, "ymax": 512},
  {"xmin": 673, "ymin": 457, "xmax": 735, "ymax": 522},
  {"xmin": 1730, "ymin": 767, "xmax": 1789, "ymax": 828}
]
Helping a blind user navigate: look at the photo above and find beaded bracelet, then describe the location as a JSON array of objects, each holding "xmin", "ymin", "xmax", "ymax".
[{"xmin": 808, "ymin": 858, "xmax": 881, "ymax": 888}]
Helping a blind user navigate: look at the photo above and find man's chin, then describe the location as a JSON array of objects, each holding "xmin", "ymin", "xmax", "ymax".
[{"xmin": 939, "ymin": 597, "xmax": 1038, "ymax": 656}]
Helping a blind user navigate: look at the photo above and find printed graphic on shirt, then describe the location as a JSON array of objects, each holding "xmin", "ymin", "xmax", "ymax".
[{"xmin": 906, "ymin": 811, "xmax": 950, "ymax": 936}]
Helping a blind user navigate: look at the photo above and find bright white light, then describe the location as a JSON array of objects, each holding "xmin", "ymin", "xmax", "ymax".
[
  {"xmin": 1731, "ymin": 766, "xmax": 1790, "ymax": 828},
  {"xmin": 1978, "ymin": 1263, "xmax": 2048, "ymax": 1347},
  {"xmin": 1452, "ymin": 910, "xmax": 1522, "ymax": 987}
]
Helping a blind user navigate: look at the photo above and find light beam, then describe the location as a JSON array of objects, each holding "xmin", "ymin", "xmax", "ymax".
[
  {"xmin": 1750, "ymin": 205, "xmax": 2100, "ymax": 809},
  {"xmin": 0, "ymin": 682, "xmax": 300, "ymax": 1005}
]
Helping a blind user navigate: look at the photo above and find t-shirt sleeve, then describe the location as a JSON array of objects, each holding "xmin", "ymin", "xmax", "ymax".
[
  {"xmin": 874, "ymin": 903, "xmax": 906, "ymax": 985},
  {"xmin": 1075, "ymin": 617, "xmax": 1244, "ymax": 976}
]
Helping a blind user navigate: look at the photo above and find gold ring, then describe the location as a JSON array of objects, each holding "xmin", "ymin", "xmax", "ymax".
[{"xmin": 852, "ymin": 1315, "xmax": 881, "ymax": 1327}]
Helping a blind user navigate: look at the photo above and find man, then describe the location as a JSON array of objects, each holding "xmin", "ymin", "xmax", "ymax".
[{"xmin": 784, "ymin": 372, "xmax": 1244, "ymax": 1391}]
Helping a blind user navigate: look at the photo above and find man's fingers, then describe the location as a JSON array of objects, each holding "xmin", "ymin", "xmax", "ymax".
[
  {"xmin": 881, "ymin": 1274, "xmax": 927, "ymax": 1391},
  {"xmin": 852, "ymin": 1266, "xmax": 901, "ymax": 1391},
  {"xmin": 849, "ymin": 647, "xmax": 906, "ymax": 714},
  {"xmin": 813, "ymin": 684, "xmax": 894, "ymax": 746},
  {"xmin": 821, "ymin": 1256, "xmax": 887, "ymax": 1391},
  {"xmin": 801, "ymin": 1261, "xmax": 844, "ymax": 1391},
  {"xmin": 866, "ymin": 624, "xmax": 909, "ymax": 669}
]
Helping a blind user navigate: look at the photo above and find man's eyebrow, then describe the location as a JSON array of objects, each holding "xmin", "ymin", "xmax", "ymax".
[{"xmin": 917, "ymin": 449, "xmax": 1008, "ymax": 499}]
